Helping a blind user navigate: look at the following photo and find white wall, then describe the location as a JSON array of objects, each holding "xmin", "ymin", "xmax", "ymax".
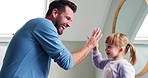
[
  {"xmin": 60, "ymin": 0, "xmax": 112, "ymax": 41},
  {"xmin": 0, "ymin": 0, "xmax": 113, "ymax": 42},
  {"xmin": 0, "ymin": 0, "xmax": 46, "ymax": 34},
  {"xmin": 0, "ymin": 43, "xmax": 8, "ymax": 69}
]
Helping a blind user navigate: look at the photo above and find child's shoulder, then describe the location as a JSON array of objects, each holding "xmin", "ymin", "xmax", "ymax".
[
  {"xmin": 119, "ymin": 59, "xmax": 132, "ymax": 66},
  {"xmin": 117, "ymin": 59, "xmax": 134, "ymax": 70}
]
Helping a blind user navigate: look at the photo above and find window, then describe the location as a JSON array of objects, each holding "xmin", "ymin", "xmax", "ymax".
[
  {"xmin": 134, "ymin": 13, "xmax": 148, "ymax": 44},
  {"xmin": 135, "ymin": 14, "xmax": 148, "ymax": 40},
  {"xmin": 0, "ymin": 0, "xmax": 48, "ymax": 42}
]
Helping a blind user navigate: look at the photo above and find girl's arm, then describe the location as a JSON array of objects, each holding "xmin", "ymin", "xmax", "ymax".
[{"xmin": 92, "ymin": 51, "xmax": 111, "ymax": 69}]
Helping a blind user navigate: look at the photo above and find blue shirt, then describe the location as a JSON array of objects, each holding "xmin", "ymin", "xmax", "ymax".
[{"xmin": 0, "ymin": 18, "xmax": 74, "ymax": 78}]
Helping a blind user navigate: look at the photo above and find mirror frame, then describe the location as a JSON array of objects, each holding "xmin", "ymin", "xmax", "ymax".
[{"xmin": 112, "ymin": 0, "xmax": 148, "ymax": 77}]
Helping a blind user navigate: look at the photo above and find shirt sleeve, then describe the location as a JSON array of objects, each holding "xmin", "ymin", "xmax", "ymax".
[
  {"xmin": 92, "ymin": 51, "xmax": 111, "ymax": 69},
  {"xmin": 33, "ymin": 20, "xmax": 73, "ymax": 70},
  {"xmin": 119, "ymin": 63, "xmax": 135, "ymax": 78}
]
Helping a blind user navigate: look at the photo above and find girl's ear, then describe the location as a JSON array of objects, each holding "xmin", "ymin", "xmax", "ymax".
[
  {"xmin": 119, "ymin": 47, "xmax": 123, "ymax": 52},
  {"xmin": 52, "ymin": 8, "xmax": 58, "ymax": 18}
]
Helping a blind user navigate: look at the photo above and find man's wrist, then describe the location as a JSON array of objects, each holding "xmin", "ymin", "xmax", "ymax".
[{"xmin": 85, "ymin": 44, "xmax": 93, "ymax": 49}]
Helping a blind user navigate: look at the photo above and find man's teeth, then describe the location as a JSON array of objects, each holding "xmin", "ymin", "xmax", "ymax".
[{"xmin": 62, "ymin": 26, "xmax": 66, "ymax": 29}]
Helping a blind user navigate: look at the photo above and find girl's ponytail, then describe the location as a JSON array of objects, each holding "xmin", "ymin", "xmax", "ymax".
[{"xmin": 126, "ymin": 43, "xmax": 136, "ymax": 65}]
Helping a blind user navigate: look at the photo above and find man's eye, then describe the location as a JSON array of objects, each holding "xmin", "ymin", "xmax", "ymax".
[{"xmin": 66, "ymin": 16, "xmax": 70, "ymax": 20}]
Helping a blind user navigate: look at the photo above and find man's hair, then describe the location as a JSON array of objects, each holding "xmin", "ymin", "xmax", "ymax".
[{"xmin": 46, "ymin": 0, "xmax": 77, "ymax": 16}]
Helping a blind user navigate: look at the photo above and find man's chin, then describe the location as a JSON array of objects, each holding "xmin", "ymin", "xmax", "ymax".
[{"xmin": 58, "ymin": 31, "xmax": 63, "ymax": 35}]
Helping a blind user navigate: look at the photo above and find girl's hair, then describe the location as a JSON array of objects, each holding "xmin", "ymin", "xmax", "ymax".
[{"xmin": 105, "ymin": 33, "xmax": 136, "ymax": 65}]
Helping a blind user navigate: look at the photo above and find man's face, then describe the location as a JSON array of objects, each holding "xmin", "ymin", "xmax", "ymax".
[{"xmin": 55, "ymin": 6, "xmax": 74, "ymax": 35}]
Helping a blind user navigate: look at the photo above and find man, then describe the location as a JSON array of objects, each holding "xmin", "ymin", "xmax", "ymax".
[{"xmin": 0, "ymin": 0, "xmax": 102, "ymax": 78}]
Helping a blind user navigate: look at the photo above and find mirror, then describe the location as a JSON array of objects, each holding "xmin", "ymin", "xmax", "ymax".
[{"xmin": 112, "ymin": 0, "xmax": 148, "ymax": 76}]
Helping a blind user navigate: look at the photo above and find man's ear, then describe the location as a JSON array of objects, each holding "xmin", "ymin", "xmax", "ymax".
[{"xmin": 52, "ymin": 8, "xmax": 58, "ymax": 18}]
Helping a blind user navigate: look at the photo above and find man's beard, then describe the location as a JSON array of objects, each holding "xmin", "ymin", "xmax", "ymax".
[{"xmin": 54, "ymin": 18, "xmax": 62, "ymax": 35}]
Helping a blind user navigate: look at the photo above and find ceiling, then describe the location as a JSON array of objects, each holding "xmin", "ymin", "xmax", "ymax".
[
  {"xmin": 60, "ymin": 0, "xmax": 114, "ymax": 41},
  {"xmin": 60, "ymin": 0, "xmax": 148, "ymax": 42}
]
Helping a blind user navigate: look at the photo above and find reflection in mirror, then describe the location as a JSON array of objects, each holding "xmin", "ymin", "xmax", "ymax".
[
  {"xmin": 112, "ymin": 0, "xmax": 148, "ymax": 77},
  {"xmin": 135, "ymin": 14, "xmax": 148, "ymax": 40},
  {"xmin": 135, "ymin": 61, "xmax": 148, "ymax": 76}
]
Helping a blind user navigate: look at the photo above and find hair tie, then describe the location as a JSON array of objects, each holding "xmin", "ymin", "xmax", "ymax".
[{"xmin": 127, "ymin": 43, "xmax": 131, "ymax": 47}]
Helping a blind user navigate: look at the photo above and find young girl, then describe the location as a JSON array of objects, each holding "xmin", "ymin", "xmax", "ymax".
[{"xmin": 92, "ymin": 33, "xmax": 136, "ymax": 78}]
